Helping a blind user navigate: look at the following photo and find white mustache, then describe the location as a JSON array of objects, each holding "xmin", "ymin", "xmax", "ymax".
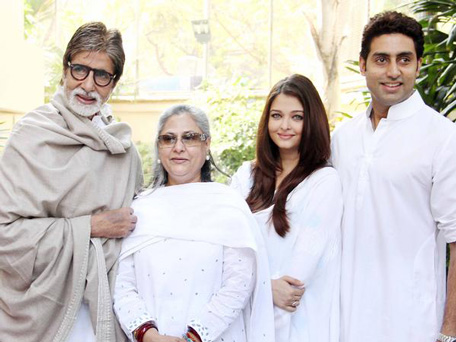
[
  {"xmin": 67, "ymin": 87, "xmax": 103, "ymax": 117},
  {"xmin": 72, "ymin": 88, "xmax": 102, "ymax": 103}
]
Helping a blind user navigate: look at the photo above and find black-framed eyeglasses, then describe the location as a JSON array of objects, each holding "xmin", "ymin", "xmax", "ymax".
[
  {"xmin": 67, "ymin": 62, "xmax": 116, "ymax": 87},
  {"xmin": 157, "ymin": 132, "xmax": 208, "ymax": 148}
]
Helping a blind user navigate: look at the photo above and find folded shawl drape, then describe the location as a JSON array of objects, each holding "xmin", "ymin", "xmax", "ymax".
[{"xmin": 0, "ymin": 88, "xmax": 143, "ymax": 342}]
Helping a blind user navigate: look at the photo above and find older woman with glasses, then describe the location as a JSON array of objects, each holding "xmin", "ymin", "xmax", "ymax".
[{"xmin": 114, "ymin": 104, "xmax": 275, "ymax": 342}]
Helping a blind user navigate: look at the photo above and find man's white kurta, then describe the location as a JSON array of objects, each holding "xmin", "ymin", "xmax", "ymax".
[
  {"xmin": 331, "ymin": 91, "xmax": 456, "ymax": 342},
  {"xmin": 231, "ymin": 163, "xmax": 342, "ymax": 342}
]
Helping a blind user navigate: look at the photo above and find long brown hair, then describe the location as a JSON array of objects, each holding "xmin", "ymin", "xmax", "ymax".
[{"xmin": 246, "ymin": 74, "xmax": 330, "ymax": 237}]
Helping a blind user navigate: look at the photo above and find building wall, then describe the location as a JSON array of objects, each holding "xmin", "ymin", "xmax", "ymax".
[
  {"xmin": 0, "ymin": 1, "xmax": 44, "ymax": 125},
  {"xmin": 111, "ymin": 97, "xmax": 191, "ymax": 144}
]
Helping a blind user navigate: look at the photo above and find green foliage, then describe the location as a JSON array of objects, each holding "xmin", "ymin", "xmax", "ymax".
[
  {"xmin": 135, "ymin": 141, "xmax": 154, "ymax": 187},
  {"xmin": 194, "ymin": 77, "xmax": 264, "ymax": 183},
  {"xmin": 411, "ymin": 0, "xmax": 456, "ymax": 118},
  {"xmin": 23, "ymin": 0, "xmax": 319, "ymax": 98},
  {"xmin": 24, "ymin": 0, "xmax": 76, "ymax": 100},
  {"xmin": 336, "ymin": 60, "xmax": 372, "ymax": 123}
]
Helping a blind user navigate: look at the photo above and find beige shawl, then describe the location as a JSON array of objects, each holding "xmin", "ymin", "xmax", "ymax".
[{"xmin": 0, "ymin": 88, "xmax": 143, "ymax": 342}]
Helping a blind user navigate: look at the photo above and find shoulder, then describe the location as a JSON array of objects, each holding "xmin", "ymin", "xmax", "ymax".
[
  {"xmin": 414, "ymin": 105, "xmax": 456, "ymax": 147},
  {"xmin": 291, "ymin": 167, "xmax": 341, "ymax": 200},
  {"xmin": 425, "ymin": 106, "xmax": 456, "ymax": 132},
  {"xmin": 6, "ymin": 104, "xmax": 65, "ymax": 150},
  {"xmin": 287, "ymin": 167, "xmax": 342, "ymax": 213},
  {"xmin": 332, "ymin": 112, "xmax": 366, "ymax": 135},
  {"xmin": 16, "ymin": 103, "xmax": 66, "ymax": 131},
  {"xmin": 230, "ymin": 161, "xmax": 254, "ymax": 198},
  {"xmin": 306, "ymin": 167, "xmax": 341, "ymax": 190},
  {"xmin": 233, "ymin": 161, "xmax": 254, "ymax": 179}
]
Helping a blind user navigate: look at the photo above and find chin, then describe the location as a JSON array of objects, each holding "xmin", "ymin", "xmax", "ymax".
[{"xmin": 68, "ymin": 99, "xmax": 101, "ymax": 117}]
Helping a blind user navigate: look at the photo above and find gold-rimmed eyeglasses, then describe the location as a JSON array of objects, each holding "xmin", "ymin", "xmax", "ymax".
[{"xmin": 157, "ymin": 132, "xmax": 208, "ymax": 148}]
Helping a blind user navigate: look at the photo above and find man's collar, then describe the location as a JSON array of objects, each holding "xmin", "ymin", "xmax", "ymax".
[{"xmin": 365, "ymin": 90, "xmax": 425, "ymax": 121}]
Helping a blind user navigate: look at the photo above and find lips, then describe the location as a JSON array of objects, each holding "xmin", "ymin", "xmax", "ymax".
[
  {"xmin": 381, "ymin": 82, "xmax": 402, "ymax": 91},
  {"xmin": 170, "ymin": 158, "xmax": 188, "ymax": 164},
  {"xmin": 277, "ymin": 133, "xmax": 295, "ymax": 140},
  {"xmin": 76, "ymin": 94, "xmax": 97, "ymax": 104}
]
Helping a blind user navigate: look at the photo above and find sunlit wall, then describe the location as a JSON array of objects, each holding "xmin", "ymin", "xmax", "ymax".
[{"xmin": 0, "ymin": 1, "xmax": 43, "ymax": 128}]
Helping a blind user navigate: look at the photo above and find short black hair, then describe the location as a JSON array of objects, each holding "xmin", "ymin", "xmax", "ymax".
[{"xmin": 360, "ymin": 11, "xmax": 424, "ymax": 60}]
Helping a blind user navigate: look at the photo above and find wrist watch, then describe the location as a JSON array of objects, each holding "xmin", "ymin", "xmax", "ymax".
[{"xmin": 438, "ymin": 333, "xmax": 456, "ymax": 342}]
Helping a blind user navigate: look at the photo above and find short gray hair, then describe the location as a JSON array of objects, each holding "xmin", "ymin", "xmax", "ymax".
[
  {"xmin": 62, "ymin": 22, "xmax": 125, "ymax": 85},
  {"xmin": 151, "ymin": 104, "xmax": 212, "ymax": 187}
]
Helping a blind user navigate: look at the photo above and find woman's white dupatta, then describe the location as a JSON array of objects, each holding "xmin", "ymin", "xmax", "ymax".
[{"xmin": 120, "ymin": 182, "xmax": 275, "ymax": 342}]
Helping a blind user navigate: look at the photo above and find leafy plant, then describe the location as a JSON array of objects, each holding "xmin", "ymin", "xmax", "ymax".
[
  {"xmin": 411, "ymin": 0, "xmax": 456, "ymax": 118},
  {"xmin": 194, "ymin": 77, "xmax": 264, "ymax": 183},
  {"xmin": 135, "ymin": 141, "xmax": 154, "ymax": 187}
]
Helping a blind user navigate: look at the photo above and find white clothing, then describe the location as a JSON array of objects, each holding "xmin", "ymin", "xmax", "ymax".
[
  {"xmin": 231, "ymin": 163, "xmax": 343, "ymax": 342},
  {"xmin": 114, "ymin": 182, "xmax": 275, "ymax": 342},
  {"xmin": 67, "ymin": 303, "xmax": 96, "ymax": 342},
  {"xmin": 331, "ymin": 91, "xmax": 456, "ymax": 342}
]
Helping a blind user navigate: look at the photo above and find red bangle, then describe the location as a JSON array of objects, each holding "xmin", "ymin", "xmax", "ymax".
[
  {"xmin": 186, "ymin": 326, "xmax": 202, "ymax": 342},
  {"xmin": 134, "ymin": 321, "xmax": 157, "ymax": 342}
]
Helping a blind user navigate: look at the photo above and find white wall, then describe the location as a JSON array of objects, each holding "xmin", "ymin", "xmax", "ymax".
[{"xmin": 0, "ymin": 1, "xmax": 44, "ymax": 118}]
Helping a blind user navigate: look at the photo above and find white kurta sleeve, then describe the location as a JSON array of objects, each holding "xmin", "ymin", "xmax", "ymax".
[
  {"xmin": 230, "ymin": 162, "xmax": 253, "ymax": 199},
  {"xmin": 188, "ymin": 247, "xmax": 255, "ymax": 342},
  {"xmin": 113, "ymin": 254, "xmax": 156, "ymax": 341},
  {"xmin": 286, "ymin": 170, "xmax": 343, "ymax": 285},
  {"xmin": 431, "ymin": 130, "xmax": 456, "ymax": 243}
]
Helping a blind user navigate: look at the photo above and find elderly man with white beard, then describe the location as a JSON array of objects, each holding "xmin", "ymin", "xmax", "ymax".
[{"xmin": 0, "ymin": 22, "xmax": 143, "ymax": 342}]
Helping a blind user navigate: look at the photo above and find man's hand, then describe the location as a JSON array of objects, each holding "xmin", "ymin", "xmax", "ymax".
[
  {"xmin": 271, "ymin": 275, "xmax": 305, "ymax": 312},
  {"xmin": 90, "ymin": 207, "xmax": 137, "ymax": 238},
  {"xmin": 144, "ymin": 328, "xmax": 185, "ymax": 342}
]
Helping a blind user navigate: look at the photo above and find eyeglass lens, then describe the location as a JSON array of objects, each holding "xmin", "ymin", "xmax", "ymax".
[
  {"xmin": 158, "ymin": 133, "xmax": 206, "ymax": 148},
  {"xmin": 70, "ymin": 64, "xmax": 113, "ymax": 87}
]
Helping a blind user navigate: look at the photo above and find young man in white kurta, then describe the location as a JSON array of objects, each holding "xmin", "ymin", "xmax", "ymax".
[
  {"xmin": 331, "ymin": 11, "xmax": 456, "ymax": 342},
  {"xmin": 332, "ymin": 91, "xmax": 456, "ymax": 341}
]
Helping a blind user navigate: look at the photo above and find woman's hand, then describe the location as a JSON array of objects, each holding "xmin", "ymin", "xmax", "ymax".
[
  {"xmin": 271, "ymin": 275, "xmax": 305, "ymax": 312},
  {"xmin": 143, "ymin": 328, "xmax": 186, "ymax": 342}
]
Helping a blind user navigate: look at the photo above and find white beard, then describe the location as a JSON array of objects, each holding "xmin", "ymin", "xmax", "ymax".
[{"xmin": 66, "ymin": 87, "xmax": 103, "ymax": 117}]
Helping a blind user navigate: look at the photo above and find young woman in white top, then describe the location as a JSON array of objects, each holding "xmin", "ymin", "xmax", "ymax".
[{"xmin": 231, "ymin": 74, "xmax": 343, "ymax": 342}]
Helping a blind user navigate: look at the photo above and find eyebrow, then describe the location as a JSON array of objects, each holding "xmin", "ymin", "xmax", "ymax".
[
  {"xmin": 372, "ymin": 51, "xmax": 415, "ymax": 58},
  {"xmin": 162, "ymin": 130, "xmax": 199, "ymax": 135},
  {"xmin": 270, "ymin": 109, "xmax": 304, "ymax": 113}
]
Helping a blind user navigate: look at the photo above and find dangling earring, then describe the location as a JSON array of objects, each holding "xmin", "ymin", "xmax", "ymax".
[
  {"xmin": 206, "ymin": 154, "xmax": 210, "ymax": 161},
  {"xmin": 157, "ymin": 159, "xmax": 161, "ymax": 164}
]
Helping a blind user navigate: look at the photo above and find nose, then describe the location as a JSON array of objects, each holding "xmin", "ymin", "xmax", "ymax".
[
  {"xmin": 280, "ymin": 117, "xmax": 291, "ymax": 130},
  {"xmin": 173, "ymin": 137, "xmax": 186, "ymax": 152},
  {"xmin": 386, "ymin": 61, "xmax": 400, "ymax": 78},
  {"xmin": 81, "ymin": 70, "xmax": 96, "ymax": 92}
]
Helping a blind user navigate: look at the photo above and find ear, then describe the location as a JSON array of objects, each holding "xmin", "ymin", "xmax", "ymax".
[
  {"xmin": 416, "ymin": 57, "xmax": 423, "ymax": 77},
  {"xmin": 359, "ymin": 56, "xmax": 367, "ymax": 76},
  {"xmin": 205, "ymin": 137, "xmax": 211, "ymax": 151}
]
